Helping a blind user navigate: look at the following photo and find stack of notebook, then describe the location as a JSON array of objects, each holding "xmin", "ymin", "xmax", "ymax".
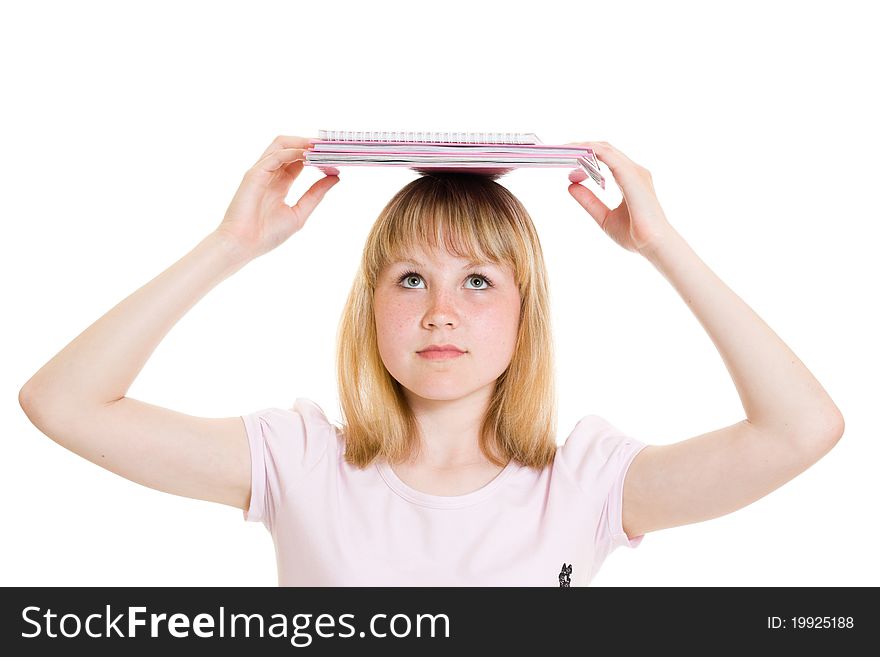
[{"xmin": 303, "ymin": 130, "xmax": 605, "ymax": 188}]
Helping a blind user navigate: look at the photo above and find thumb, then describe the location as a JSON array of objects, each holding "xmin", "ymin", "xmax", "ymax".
[{"xmin": 568, "ymin": 183, "xmax": 610, "ymax": 226}]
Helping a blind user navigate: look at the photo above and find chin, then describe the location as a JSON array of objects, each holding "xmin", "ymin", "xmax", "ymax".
[
  {"xmin": 405, "ymin": 386, "xmax": 471, "ymax": 402},
  {"xmin": 400, "ymin": 376, "xmax": 495, "ymax": 403}
]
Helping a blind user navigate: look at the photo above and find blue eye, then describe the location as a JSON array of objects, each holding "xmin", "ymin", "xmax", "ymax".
[{"xmin": 397, "ymin": 270, "xmax": 494, "ymax": 290}]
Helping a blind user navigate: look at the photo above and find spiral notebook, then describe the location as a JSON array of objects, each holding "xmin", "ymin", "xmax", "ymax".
[{"xmin": 303, "ymin": 130, "xmax": 605, "ymax": 188}]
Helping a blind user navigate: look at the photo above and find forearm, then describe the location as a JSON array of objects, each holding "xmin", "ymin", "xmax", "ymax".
[
  {"xmin": 21, "ymin": 231, "xmax": 251, "ymax": 407},
  {"xmin": 641, "ymin": 227, "xmax": 843, "ymax": 443}
]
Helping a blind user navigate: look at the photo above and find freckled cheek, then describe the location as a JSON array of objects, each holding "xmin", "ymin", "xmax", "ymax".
[
  {"xmin": 380, "ymin": 300, "xmax": 420, "ymax": 330},
  {"xmin": 483, "ymin": 315, "xmax": 519, "ymax": 355},
  {"xmin": 492, "ymin": 300, "xmax": 522, "ymax": 355},
  {"xmin": 374, "ymin": 299, "xmax": 420, "ymax": 353}
]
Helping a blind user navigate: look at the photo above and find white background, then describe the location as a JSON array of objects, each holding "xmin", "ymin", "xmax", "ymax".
[{"xmin": 3, "ymin": 0, "xmax": 877, "ymax": 587}]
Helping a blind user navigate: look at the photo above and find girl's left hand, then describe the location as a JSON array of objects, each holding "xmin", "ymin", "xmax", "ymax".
[{"xmin": 566, "ymin": 141, "xmax": 674, "ymax": 255}]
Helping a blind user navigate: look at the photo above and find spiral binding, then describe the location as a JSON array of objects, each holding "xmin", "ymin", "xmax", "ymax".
[{"xmin": 317, "ymin": 130, "xmax": 537, "ymax": 144}]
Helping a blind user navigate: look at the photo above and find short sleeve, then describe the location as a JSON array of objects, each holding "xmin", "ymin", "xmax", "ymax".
[
  {"xmin": 241, "ymin": 397, "xmax": 333, "ymax": 529},
  {"xmin": 561, "ymin": 415, "xmax": 650, "ymax": 551}
]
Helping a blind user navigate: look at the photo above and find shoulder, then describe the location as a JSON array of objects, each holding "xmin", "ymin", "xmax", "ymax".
[
  {"xmin": 242, "ymin": 398, "xmax": 337, "ymax": 525},
  {"xmin": 290, "ymin": 397, "xmax": 334, "ymax": 426},
  {"xmin": 559, "ymin": 414, "xmax": 649, "ymax": 494},
  {"xmin": 243, "ymin": 397, "xmax": 338, "ymax": 464}
]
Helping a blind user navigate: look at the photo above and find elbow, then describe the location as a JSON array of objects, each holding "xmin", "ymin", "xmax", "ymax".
[
  {"xmin": 19, "ymin": 381, "xmax": 57, "ymax": 428},
  {"xmin": 805, "ymin": 390, "xmax": 845, "ymax": 447},
  {"xmin": 825, "ymin": 406, "xmax": 845, "ymax": 445},
  {"xmin": 820, "ymin": 394, "xmax": 845, "ymax": 443},
  {"xmin": 804, "ymin": 405, "xmax": 845, "ymax": 455},
  {"xmin": 777, "ymin": 404, "xmax": 845, "ymax": 457},
  {"xmin": 19, "ymin": 384, "xmax": 68, "ymax": 445},
  {"xmin": 19, "ymin": 383, "xmax": 51, "ymax": 432},
  {"xmin": 19, "ymin": 383, "xmax": 36, "ymax": 417}
]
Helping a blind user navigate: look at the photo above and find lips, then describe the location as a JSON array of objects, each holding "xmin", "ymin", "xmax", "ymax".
[
  {"xmin": 417, "ymin": 344, "xmax": 466, "ymax": 354},
  {"xmin": 417, "ymin": 349, "xmax": 466, "ymax": 361}
]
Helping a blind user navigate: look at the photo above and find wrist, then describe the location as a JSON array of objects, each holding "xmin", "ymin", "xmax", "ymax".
[
  {"xmin": 638, "ymin": 224, "xmax": 683, "ymax": 263},
  {"xmin": 208, "ymin": 230, "xmax": 255, "ymax": 269}
]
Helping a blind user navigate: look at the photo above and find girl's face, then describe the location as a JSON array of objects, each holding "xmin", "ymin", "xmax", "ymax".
[{"xmin": 373, "ymin": 247, "xmax": 522, "ymax": 402}]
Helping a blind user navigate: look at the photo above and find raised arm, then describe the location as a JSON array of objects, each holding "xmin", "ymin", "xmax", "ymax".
[
  {"xmin": 567, "ymin": 141, "xmax": 843, "ymax": 538},
  {"xmin": 18, "ymin": 135, "xmax": 340, "ymax": 510}
]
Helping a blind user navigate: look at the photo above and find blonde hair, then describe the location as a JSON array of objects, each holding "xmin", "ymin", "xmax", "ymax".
[{"xmin": 334, "ymin": 171, "xmax": 558, "ymax": 471}]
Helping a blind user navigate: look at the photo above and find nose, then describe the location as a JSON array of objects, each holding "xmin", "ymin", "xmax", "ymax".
[{"xmin": 422, "ymin": 291, "xmax": 459, "ymax": 329}]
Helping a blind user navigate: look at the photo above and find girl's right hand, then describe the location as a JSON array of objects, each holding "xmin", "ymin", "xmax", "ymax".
[{"xmin": 215, "ymin": 135, "xmax": 340, "ymax": 261}]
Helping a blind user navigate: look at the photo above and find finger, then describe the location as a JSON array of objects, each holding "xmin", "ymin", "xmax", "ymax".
[
  {"xmin": 568, "ymin": 168, "xmax": 588, "ymax": 184},
  {"xmin": 253, "ymin": 148, "xmax": 307, "ymax": 174},
  {"xmin": 258, "ymin": 135, "xmax": 318, "ymax": 161},
  {"xmin": 566, "ymin": 141, "xmax": 632, "ymax": 172},
  {"xmin": 568, "ymin": 182, "xmax": 610, "ymax": 228},
  {"xmin": 286, "ymin": 175, "xmax": 339, "ymax": 225},
  {"xmin": 275, "ymin": 158, "xmax": 306, "ymax": 184}
]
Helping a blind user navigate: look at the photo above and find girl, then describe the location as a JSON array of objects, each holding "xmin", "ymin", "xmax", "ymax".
[{"xmin": 19, "ymin": 135, "xmax": 844, "ymax": 586}]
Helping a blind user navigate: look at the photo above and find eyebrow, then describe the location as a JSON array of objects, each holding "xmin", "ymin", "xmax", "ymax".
[{"xmin": 394, "ymin": 258, "xmax": 494, "ymax": 269}]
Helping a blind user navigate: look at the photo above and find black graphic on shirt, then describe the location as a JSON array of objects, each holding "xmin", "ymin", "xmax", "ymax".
[{"xmin": 558, "ymin": 563, "xmax": 572, "ymax": 587}]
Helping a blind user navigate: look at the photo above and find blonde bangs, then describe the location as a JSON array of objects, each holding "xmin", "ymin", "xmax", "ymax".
[{"xmin": 363, "ymin": 173, "xmax": 532, "ymax": 292}]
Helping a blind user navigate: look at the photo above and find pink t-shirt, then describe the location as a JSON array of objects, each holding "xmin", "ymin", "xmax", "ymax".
[{"xmin": 242, "ymin": 398, "xmax": 648, "ymax": 586}]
